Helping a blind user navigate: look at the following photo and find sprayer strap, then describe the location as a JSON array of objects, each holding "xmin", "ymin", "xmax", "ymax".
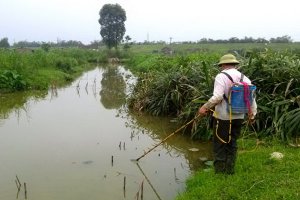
[
  {"xmin": 240, "ymin": 74, "xmax": 244, "ymax": 82},
  {"xmin": 221, "ymin": 72, "xmax": 233, "ymax": 103},
  {"xmin": 221, "ymin": 71, "xmax": 244, "ymax": 83},
  {"xmin": 221, "ymin": 72, "xmax": 234, "ymax": 83}
]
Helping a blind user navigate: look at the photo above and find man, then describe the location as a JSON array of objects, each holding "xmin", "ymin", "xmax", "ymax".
[{"xmin": 198, "ymin": 54, "xmax": 257, "ymax": 174}]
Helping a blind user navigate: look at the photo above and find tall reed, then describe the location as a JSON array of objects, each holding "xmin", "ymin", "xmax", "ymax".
[{"xmin": 128, "ymin": 49, "xmax": 300, "ymax": 141}]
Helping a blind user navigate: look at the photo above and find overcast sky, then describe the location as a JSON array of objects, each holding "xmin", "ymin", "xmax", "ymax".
[{"xmin": 1, "ymin": 0, "xmax": 299, "ymax": 44}]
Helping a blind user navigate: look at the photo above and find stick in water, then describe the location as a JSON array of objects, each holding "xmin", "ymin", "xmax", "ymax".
[
  {"xmin": 16, "ymin": 175, "xmax": 21, "ymax": 189},
  {"xmin": 24, "ymin": 182, "xmax": 27, "ymax": 199},
  {"xmin": 123, "ymin": 176, "xmax": 126, "ymax": 198},
  {"xmin": 141, "ymin": 180, "xmax": 144, "ymax": 200}
]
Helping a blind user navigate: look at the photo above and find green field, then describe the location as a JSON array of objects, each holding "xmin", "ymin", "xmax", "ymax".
[{"xmin": 124, "ymin": 42, "xmax": 300, "ymax": 54}]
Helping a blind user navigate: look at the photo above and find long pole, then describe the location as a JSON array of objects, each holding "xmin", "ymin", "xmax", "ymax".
[{"xmin": 134, "ymin": 115, "xmax": 201, "ymax": 162}]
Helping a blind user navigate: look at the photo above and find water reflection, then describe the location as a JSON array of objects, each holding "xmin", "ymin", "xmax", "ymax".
[
  {"xmin": 100, "ymin": 65, "xmax": 126, "ymax": 109},
  {"xmin": 122, "ymin": 109, "xmax": 213, "ymax": 171},
  {"xmin": 0, "ymin": 91, "xmax": 47, "ymax": 121},
  {"xmin": 0, "ymin": 66, "xmax": 212, "ymax": 200}
]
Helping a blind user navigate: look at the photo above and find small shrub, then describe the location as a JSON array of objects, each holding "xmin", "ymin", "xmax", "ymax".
[
  {"xmin": 0, "ymin": 70, "xmax": 27, "ymax": 91},
  {"xmin": 55, "ymin": 57, "xmax": 78, "ymax": 72}
]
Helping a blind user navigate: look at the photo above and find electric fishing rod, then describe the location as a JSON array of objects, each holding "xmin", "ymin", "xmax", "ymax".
[{"xmin": 133, "ymin": 114, "xmax": 202, "ymax": 162}]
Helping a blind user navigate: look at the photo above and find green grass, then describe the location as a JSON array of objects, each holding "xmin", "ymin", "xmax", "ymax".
[
  {"xmin": 0, "ymin": 48, "xmax": 103, "ymax": 92},
  {"xmin": 176, "ymin": 139, "xmax": 300, "ymax": 200},
  {"xmin": 124, "ymin": 43, "xmax": 300, "ymax": 55}
]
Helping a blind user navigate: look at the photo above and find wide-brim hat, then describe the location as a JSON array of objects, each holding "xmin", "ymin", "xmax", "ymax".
[{"xmin": 218, "ymin": 54, "xmax": 240, "ymax": 66}]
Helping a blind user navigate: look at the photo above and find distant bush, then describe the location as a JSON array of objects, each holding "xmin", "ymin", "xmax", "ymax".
[{"xmin": 55, "ymin": 57, "xmax": 78, "ymax": 72}]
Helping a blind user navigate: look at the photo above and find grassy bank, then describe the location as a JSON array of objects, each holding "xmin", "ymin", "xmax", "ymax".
[
  {"xmin": 0, "ymin": 48, "xmax": 106, "ymax": 92},
  {"xmin": 176, "ymin": 139, "xmax": 300, "ymax": 200},
  {"xmin": 125, "ymin": 46, "xmax": 300, "ymax": 200}
]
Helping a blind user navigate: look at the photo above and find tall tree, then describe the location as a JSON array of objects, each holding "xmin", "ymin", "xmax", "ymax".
[
  {"xmin": 0, "ymin": 37, "xmax": 10, "ymax": 48},
  {"xmin": 98, "ymin": 4, "xmax": 126, "ymax": 49}
]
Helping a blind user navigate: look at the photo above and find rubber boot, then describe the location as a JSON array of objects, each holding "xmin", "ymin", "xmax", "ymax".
[{"xmin": 214, "ymin": 160, "xmax": 226, "ymax": 174}]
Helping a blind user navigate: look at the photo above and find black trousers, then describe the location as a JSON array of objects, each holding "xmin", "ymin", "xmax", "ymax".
[{"xmin": 212, "ymin": 118, "xmax": 243, "ymax": 174}]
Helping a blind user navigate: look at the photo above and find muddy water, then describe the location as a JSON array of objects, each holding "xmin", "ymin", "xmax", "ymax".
[{"xmin": 0, "ymin": 66, "xmax": 212, "ymax": 200}]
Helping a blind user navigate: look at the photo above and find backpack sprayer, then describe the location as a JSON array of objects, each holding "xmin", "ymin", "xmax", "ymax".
[{"xmin": 215, "ymin": 72, "xmax": 256, "ymax": 143}]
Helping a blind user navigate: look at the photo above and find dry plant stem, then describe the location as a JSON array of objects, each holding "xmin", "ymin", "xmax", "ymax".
[
  {"xmin": 24, "ymin": 182, "xmax": 27, "ymax": 199},
  {"xmin": 15, "ymin": 180, "xmax": 20, "ymax": 190},
  {"xmin": 141, "ymin": 180, "xmax": 144, "ymax": 200},
  {"xmin": 16, "ymin": 175, "xmax": 22, "ymax": 189},
  {"xmin": 243, "ymin": 180, "xmax": 264, "ymax": 193},
  {"xmin": 174, "ymin": 167, "xmax": 178, "ymax": 180},
  {"xmin": 123, "ymin": 176, "xmax": 126, "ymax": 198},
  {"xmin": 16, "ymin": 188, "xmax": 20, "ymax": 199}
]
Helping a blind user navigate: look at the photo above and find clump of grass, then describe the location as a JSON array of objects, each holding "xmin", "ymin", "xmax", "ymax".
[
  {"xmin": 127, "ymin": 53, "xmax": 219, "ymax": 139},
  {"xmin": 242, "ymin": 49, "xmax": 300, "ymax": 141}
]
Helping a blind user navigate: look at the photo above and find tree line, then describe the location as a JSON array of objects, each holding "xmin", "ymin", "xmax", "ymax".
[
  {"xmin": 0, "ymin": 38, "xmax": 104, "ymax": 49},
  {"xmin": 197, "ymin": 35, "xmax": 293, "ymax": 44},
  {"xmin": 0, "ymin": 2, "xmax": 295, "ymax": 49},
  {"xmin": 0, "ymin": 35, "xmax": 296, "ymax": 49}
]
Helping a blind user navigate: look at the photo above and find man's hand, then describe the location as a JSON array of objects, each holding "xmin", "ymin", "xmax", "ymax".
[
  {"xmin": 248, "ymin": 112, "xmax": 255, "ymax": 125},
  {"xmin": 198, "ymin": 106, "xmax": 209, "ymax": 116},
  {"xmin": 248, "ymin": 118, "xmax": 255, "ymax": 125}
]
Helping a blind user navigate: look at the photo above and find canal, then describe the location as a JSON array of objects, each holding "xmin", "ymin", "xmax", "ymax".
[{"xmin": 0, "ymin": 65, "xmax": 212, "ymax": 200}]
